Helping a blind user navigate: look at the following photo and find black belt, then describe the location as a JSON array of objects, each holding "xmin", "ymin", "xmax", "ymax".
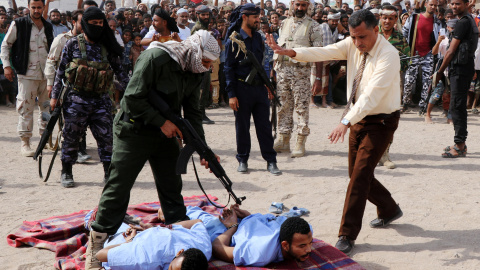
[
  {"xmin": 121, "ymin": 112, "xmax": 161, "ymax": 131},
  {"xmin": 364, "ymin": 110, "xmax": 400, "ymax": 120},
  {"xmin": 237, "ymin": 77, "xmax": 264, "ymax": 87}
]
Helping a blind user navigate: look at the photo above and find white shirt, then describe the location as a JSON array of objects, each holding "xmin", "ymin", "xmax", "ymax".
[
  {"xmin": 293, "ymin": 34, "xmax": 401, "ymax": 125},
  {"xmin": 45, "ymin": 30, "xmax": 75, "ymax": 86},
  {"xmin": 475, "ymin": 38, "xmax": 480, "ymax": 70},
  {"xmin": 178, "ymin": 25, "xmax": 191, "ymax": 40}
]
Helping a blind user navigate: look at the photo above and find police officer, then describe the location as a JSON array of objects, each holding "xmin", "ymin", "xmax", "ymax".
[
  {"xmin": 225, "ymin": 4, "xmax": 281, "ymax": 175},
  {"xmin": 85, "ymin": 30, "xmax": 220, "ymax": 270},
  {"xmin": 50, "ymin": 7, "xmax": 129, "ymax": 188},
  {"xmin": 273, "ymin": 0, "xmax": 322, "ymax": 158}
]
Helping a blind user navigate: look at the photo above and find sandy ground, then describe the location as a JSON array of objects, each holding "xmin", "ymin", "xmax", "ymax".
[{"xmin": 1, "ymin": 104, "xmax": 480, "ymax": 270}]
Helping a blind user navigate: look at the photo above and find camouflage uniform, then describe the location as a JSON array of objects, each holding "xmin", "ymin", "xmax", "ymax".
[
  {"xmin": 274, "ymin": 16, "xmax": 322, "ymax": 136},
  {"xmin": 51, "ymin": 36, "xmax": 129, "ymax": 165},
  {"xmin": 380, "ymin": 26, "xmax": 410, "ymax": 72}
]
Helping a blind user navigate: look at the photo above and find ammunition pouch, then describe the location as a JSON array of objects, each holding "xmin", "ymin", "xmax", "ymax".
[
  {"xmin": 65, "ymin": 59, "xmax": 113, "ymax": 96},
  {"xmin": 64, "ymin": 34, "xmax": 114, "ymax": 97}
]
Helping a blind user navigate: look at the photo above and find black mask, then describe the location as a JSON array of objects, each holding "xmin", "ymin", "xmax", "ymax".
[{"xmin": 82, "ymin": 22, "xmax": 104, "ymax": 42}]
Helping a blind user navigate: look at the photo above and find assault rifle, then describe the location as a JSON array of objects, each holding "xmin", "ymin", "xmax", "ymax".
[
  {"xmin": 229, "ymin": 31, "xmax": 281, "ymax": 138},
  {"xmin": 148, "ymin": 91, "xmax": 246, "ymax": 207},
  {"xmin": 33, "ymin": 80, "xmax": 70, "ymax": 182}
]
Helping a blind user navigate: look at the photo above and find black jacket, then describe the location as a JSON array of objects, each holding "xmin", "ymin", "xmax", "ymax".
[{"xmin": 11, "ymin": 15, "xmax": 54, "ymax": 75}]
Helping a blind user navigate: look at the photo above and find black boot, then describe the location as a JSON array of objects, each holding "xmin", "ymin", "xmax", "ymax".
[
  {"xmin": 77, "ymin": 134, "xmax": 91, "ymax": 163},
  {"xmin": 202, "ymin": 110, "xmax": 215, "ymax": 125},
  {"xmin": 61, "ymin": 161, "xmax": 75, "ymax": 188},
  {"xmin": 103, "ymin": 161, "xmax": 111, "ymax": 183}
]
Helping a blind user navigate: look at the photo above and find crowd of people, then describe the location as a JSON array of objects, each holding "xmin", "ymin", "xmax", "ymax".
[{"xmin": 1, "ymin": 0, "xmax": 480, "ymax": 268}]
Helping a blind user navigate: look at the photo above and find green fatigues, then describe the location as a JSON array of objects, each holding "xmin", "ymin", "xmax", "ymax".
[
  {"xmin": 379, "ymin": 26, "xmax": 411, "ymax": 71},
  {"xmin": 91, "ymin": 48, "xmax": 204, "ymax": 234}
]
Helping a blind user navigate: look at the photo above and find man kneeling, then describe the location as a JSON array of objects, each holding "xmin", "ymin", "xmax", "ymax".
[{"xmin": 95, "ymin": 219, "xmax": 210, "ymax": 270}]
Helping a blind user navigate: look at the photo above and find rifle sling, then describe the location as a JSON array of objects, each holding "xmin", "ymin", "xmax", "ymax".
[
  {"xmin": 39, "ymin": 126, "xmax": 63, "ymax": 182},
  {"xmin": 191, "ymin": 157, "xmax": 230, "ymax": 209}
]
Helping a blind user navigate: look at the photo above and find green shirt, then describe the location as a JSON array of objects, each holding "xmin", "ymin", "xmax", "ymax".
[
  {"xmin": 191, "ymin": 21, "xmax": 207, "ymax": 35},
  {"xmin": 121, "ymin": 48, "xmax": 206, "ymax": 142},
  {"xmin": 379, "ymin": 26, "xmax": 411, "ymax": 71}
]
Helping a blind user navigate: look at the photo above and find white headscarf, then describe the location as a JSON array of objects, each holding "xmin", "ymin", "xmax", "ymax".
[{"xmin": 147, "ymin": 30, "xmax": 220, "ymax": 73}]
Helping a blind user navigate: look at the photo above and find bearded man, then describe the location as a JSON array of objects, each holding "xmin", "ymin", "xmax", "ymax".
[
  {"xmin": 272, "ymin": 0, "xmax": 322, "ymax": 157},
  {"xmin": 84, "ymin": 30, "xmax": 221, "ymax": 270}
]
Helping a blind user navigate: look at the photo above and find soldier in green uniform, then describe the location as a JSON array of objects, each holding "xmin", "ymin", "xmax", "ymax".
[
  {"xmin": 84, "ymin": 30, "xmax": 221, "ymax": 270},
  {"xmin": 378, "ymin": 5, "xmax": 410, "ymax": 169}
]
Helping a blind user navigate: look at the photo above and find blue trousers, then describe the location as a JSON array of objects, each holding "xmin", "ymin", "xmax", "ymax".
[
  {"xmin": 61, "ymin": 93, "xmax": 113, "ymax": 164},
  {"xmin": 234, "ymin": 83, "xmax": 276, "ymax": 163}
]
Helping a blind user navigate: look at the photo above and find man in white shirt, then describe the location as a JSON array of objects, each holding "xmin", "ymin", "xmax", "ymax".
[
  {"xmin": 267, "ymin": 9, "xmax": 403, "ymax": 255},
  {"xmin": 176, "ymin": 8, "xmax": 191, "ymax": 41}
]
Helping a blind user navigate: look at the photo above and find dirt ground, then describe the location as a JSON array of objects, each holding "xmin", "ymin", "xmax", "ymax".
[{"xmin": 1, "ymin": 104, "xmax": 480, "ymax": 269}]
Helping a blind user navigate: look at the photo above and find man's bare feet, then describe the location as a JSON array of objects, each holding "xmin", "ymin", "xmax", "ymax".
[
  {"xmin": 447, "ymin": 118, "xmax": 453, "ymax": 125},
  {"xmin": 425, "ymin": 115, "xmax": 433, "ymax": 124},
  {"xmin": 157, "ymin": 208, "xmax": 165, "ymax": 223}
]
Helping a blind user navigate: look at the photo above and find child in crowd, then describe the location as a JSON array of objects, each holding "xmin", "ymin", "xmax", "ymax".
[{"xmin": 129, "ymin": 32, "xmax": 145, "ymax": 72}]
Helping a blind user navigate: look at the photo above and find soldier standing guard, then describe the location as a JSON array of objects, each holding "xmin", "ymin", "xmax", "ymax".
[
  {"xmin": 50, "ymin": 7, "xmax": 129, "ymax": 188},
  {"xmin": 224, "ymin": 4, "xmax": 281, "ymax": 175},
  {"xmin": 0, "ymin": 0, "xmax": 54, "ymax": 157},
  {"xmin": 273, "ymin": 0, "xmax": 322, "ymax": 157}
]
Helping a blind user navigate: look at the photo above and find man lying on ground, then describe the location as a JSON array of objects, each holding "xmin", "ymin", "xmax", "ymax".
[
  {"xmin": 89, "ymin": 204, "xmax": 312, "ymax": 268},
  {"xmin": 213, "ymin": 205, "xmax": 313, "ymax": 267},
  {"xmin": 94, "ymin": 218, "xmax": 210, "ymax": 270}
]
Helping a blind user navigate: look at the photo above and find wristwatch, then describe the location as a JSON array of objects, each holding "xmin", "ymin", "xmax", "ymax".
[
  {"xmin": 315, "ymin": 77, "xmax": 321, "ymax": 81},
  {"xmin": 341, "ymin": 118, "xmax": 350, "ymax": 126}
]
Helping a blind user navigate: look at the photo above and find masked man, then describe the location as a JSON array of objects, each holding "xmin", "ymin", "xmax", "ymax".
[{"xmin": 50, "ymin": 7, "xmax": 129, "ymax": 188}]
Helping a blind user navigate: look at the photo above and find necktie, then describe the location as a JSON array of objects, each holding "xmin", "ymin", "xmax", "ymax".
[{"xmin": 341, "ymin": 52, "xmax": 368, "ymax": 119}]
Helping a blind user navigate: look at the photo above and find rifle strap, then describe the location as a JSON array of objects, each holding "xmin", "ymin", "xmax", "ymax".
[
  {"xmin": 191, "ymin": 157, "xmax": 229, "ymax": 209},
  {"xmin": 43, "ymin": 129, "xmax": 62, "ymax": 182},
  {"xmin": 39, "ymin": 125, "xmax": 63, "ymax": 182}
]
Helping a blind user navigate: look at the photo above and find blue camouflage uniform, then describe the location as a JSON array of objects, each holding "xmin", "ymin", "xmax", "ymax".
[{"xmin": 52, "ymin": 37, "xmax": 129, "ymax": 164}]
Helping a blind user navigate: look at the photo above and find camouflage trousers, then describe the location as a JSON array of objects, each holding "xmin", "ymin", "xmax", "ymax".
[
  {"xmin": 61, "ymin": 93, "xmax": 113, "ymax": 164},
  {"xmin": 16, "ymin": 78, "xmax": 49, "ymax": 138},
  {"xmin": 276, "ymin": 64, "xmax": 311, "ymax": 136},
  {"xmin": 403, "ymin": 52, "xmax": 434, "ymax": 111}
]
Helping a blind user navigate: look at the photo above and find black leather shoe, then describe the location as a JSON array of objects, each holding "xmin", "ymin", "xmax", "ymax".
[
  {"xmin": 237, "ymin": 162, "xmax": 248, "ymax": 173},
  {"xmin": 267, "ymin": 162, "xmax": 282, "ymax": 175},
  {"xmin": 202, "ymin": 114, "xmax": 215, "ymax": 125},
  {"xmin": 370, "ymin": 205, "xmax": 403, "ymax": 228},
  {"xmin": 335, "ymin": 236, "xmax": 355, "ymax": 255}
]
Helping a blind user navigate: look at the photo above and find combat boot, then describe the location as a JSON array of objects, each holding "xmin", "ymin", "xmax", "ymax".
[
  {"xmin": 102, "ymin": 161, "xmax": 111, "ymax": 183},
  {"xmin": 273, "ymin": 134, "xmax": 291, "ymax": 153},
  {"xmin": 291, "ymin": 135, "xmax": 307, "ymax": 158},
  {"xmin": 61, "ymin": 161, "xmax": 75, "ymax": 188},
  {"xmin": 378, "ymin": 143, "xmax": 396, "ymax": 169},
  {"xmin": 20, "ymin": 137, "xmax": 35, "ymax": 157},
  {"xmin": 85, "ymin": 230, "xmax": 108, "ymax": 270}
]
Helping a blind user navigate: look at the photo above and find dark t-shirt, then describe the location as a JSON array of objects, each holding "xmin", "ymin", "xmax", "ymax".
[
  {"xmin": 452, "ymin": 16, "xmax": 472, "ymax": 41},
  {"xmin": 450, "ymin": 15, "xmax": 476, "ymax": 75}
]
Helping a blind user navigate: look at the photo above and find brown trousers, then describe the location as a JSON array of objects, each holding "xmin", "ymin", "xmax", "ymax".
[{"xmin": 339, "ymin": 115, "xmax": 400, "ymax": 240}]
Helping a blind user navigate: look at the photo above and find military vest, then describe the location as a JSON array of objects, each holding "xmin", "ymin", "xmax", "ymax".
[
  {"xmin": 64, "ymin": 34, "xmax": 113, "ymax": 95},
  {"xmin": 274, "ymin": 16, "xmax": 314, "ymax": 64}
]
